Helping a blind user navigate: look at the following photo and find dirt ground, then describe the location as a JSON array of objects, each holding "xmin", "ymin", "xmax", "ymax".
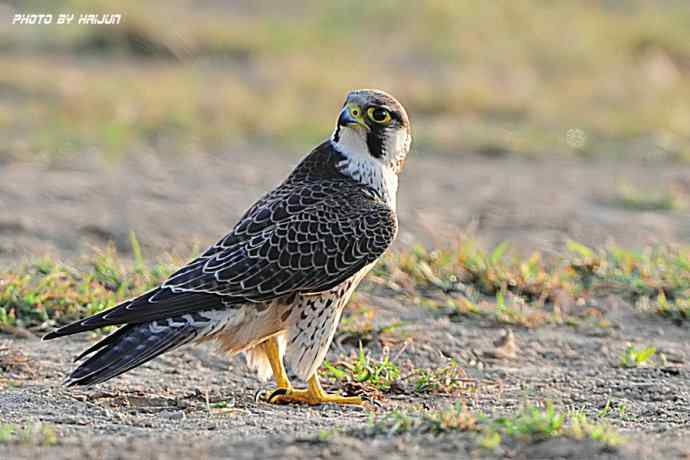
[
  {"xmin": 1, "ymin": 150, "xmax": 690, "ymax": 459},
  {"xmin": 2, "ymin": 149, "xmax": 689, "ymax": 263}
]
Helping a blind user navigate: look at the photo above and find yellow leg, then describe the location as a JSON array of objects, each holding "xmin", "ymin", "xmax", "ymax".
[
  {"xmin": 262, "ymin": 336, "xmax": 292, "ymax": 389},
  {"xmin": 266, "ymin": 374, "xmax": 363, "ymax": 406}
]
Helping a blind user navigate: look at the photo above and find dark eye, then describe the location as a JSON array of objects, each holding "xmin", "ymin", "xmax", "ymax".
[{"xmin": 367, "ymin": 107, "xmax": 392, "ymax": 124}]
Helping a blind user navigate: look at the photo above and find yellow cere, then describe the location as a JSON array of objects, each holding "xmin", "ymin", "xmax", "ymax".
[{"xmin": 347, "ymin": 103, "xmax": 363, "ymax": 120}]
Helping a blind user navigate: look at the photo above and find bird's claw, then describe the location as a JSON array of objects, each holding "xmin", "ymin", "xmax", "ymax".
[
  {"xmin": 255, "ymin": 386, "xmax": 291, "ymax": 403},
  {"xmin": 266, "ymin": 387, "xmax": 289, "ymax": 403}
]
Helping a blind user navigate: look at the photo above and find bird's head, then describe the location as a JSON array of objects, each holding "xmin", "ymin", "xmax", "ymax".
[{"xmin": 331, "ymin": 89, "xmax": 411, "ymax": 175}]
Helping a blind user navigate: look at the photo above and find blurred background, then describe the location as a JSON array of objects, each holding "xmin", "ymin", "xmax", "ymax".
[{"xmin": 1, "ymin": 0, "xmax": 689, "ymax": 262}]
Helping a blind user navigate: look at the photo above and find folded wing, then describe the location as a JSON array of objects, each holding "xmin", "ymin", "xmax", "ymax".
[{"xmin": 44, "ymin": 190, "xmax": 396, "ymax": 339}]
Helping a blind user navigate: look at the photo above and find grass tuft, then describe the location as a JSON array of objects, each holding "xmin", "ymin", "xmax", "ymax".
[
  {"xmin": 372, "ymin": 239, "xmax": 690, "ymax": 327},
  {"xmin": 362, "ymin": 401, "xmax": 623, "ymax": 448},
  {"xmin": 365, "ymin": 401, "xmax": 477, "ymax": 437},
  {"xmin": 620, "ymin": 345, "xmax": 657, "ymax": 368},
  {"xmin": 322, "ymin": 345, "xmax": 476, "ymax": 399},
  {"xmin": 411, "ymin": 360, "xmax": 471, "ymax": 395},
  {"xmin": 611, "ymin": 182, "xmax": 687, "ymax": 211},
  {"xmin": 0, "ymin": 423, "xmax": 59, "ymax": 446},
  {"xmin": 0, "ymin": 244, "xmax": 177, "ymax": 331},
  {"xmin": 322, "ymin": 344, "xmax": 402, "ymax": 395}
]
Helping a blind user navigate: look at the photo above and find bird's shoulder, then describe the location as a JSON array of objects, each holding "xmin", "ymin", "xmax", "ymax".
[{"xmin": 216, "ymin": 141, "xmax": 393, "ymax": 249}]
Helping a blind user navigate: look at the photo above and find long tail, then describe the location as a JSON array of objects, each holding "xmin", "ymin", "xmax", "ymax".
[
  {"xmin": 43, "ymin": 287, "xmax": 229, "ymax": 386},
  {"xmin": 64, "ymin": 318, "xmax": 200, "ymax": 386}
]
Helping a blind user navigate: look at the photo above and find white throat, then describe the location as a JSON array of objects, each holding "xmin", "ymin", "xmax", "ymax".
[{"xmin": 330, "ymin": 127, "xmax": 399, "ymax": 210}]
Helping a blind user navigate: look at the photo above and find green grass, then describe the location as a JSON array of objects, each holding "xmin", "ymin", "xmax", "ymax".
[
  {"xmin": 620, "ymin": 345, "xmax": 657, "ymax": 368},
  {"xmin": 612, "ymin": 182, "xmax": 687, "ymax": 211},
  {"xmin": 2, "ymin": 0, "xmax": 690, "ymax": 161},
  {"xmin": 364, "ymin": 401, "xmax": 478, "ymax": 437},
  {"xmin": 362, "ymin": 401, "xmax": 623, "ymax": 449},
  {"xmin": 0, "ymin": 423, "xmax": 59, "ymax": 446},
  {"xmin": 371, "ymin": 239, "xmax": 690, "ymax": 327},
  {"xmin": 1, "ymin": 239, "xmax": 688, "ymax": 332},
  {"xmin": 0, "ymin": 243, "xmax": 177, "ymax": 331},
  {"xmin": 597, "ymin": 400, "xmax": 628, "ymax": 420},
  {"xmin": 321, "ymin": 345, "xmax": 473, "ymax": 398},
  {"xmin": 486, "ymin": 403, "xmax": 623, "ymax": 448},
  {"xmin": 411, "ymin": 360, "xmax": 473, "ymax": 395},
  {"xmin": 322, "ymin": 344, "xmax": 402, "ymax": 393}
]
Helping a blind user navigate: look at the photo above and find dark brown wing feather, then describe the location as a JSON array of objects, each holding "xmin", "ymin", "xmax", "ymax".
[{"xmin": 163, "ymin": 194, "xmax": 395, "ymax": 300}]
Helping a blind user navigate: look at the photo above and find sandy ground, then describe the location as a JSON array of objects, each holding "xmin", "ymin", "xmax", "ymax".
[{"xmin": 1, "ymin": 150, "xmax": 690, "ymax": 459}]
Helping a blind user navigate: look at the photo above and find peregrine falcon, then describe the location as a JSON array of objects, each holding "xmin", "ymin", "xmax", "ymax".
[{"xmin": 44, "ymin": 89, "xmax": 412, "ymax": 405}]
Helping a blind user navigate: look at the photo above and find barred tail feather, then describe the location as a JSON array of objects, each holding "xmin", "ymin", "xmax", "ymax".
[{"xmin": 65, "ymin": 320, "xmax": 199, "ymax": 386}]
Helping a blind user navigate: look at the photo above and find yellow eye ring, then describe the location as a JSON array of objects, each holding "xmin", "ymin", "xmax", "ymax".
[{"xmin": 367, "ymin": 107, "xmax": 391, "ymax": 124}]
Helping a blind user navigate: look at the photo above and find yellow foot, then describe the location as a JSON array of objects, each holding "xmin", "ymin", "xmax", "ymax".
[
  {"xmin": 266, "ymin": 387, "xmax": 363, "ymax": 406},
  {"xmin": 261, "ymin": 374, "xmax": 363, "ymax": 406}
]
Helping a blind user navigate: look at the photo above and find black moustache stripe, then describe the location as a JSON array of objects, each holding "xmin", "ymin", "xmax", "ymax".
[{"xmin": 366, "ymin": 129, "xmax": 385, "ymax": 159}]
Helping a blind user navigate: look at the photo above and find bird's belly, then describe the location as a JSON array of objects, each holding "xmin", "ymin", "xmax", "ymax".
[{"xmin": 200, "ymin": 302, "xmax": 286, "ymax": 355}]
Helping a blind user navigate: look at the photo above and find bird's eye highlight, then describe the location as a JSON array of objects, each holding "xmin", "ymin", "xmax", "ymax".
[{"xmin": 367, "ymin": 107, "xmax": 391, "ymax": 124}]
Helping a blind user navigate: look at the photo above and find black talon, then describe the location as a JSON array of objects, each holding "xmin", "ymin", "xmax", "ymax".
[
  {"xmin": 358, "ymin": 393, "xmax": 381, "ymax": 407},
  {"xmin": 267, "ymin": 387, "xmax": 289, "ymax": 403},
  {"xmin": 254, "ymin": 388, "xmax": 273, "ymax": 402}
]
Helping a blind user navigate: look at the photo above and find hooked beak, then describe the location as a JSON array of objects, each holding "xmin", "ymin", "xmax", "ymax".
[{"xmin": 337, "ymin": 103, "xmax": 369, "ymax": 131}]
